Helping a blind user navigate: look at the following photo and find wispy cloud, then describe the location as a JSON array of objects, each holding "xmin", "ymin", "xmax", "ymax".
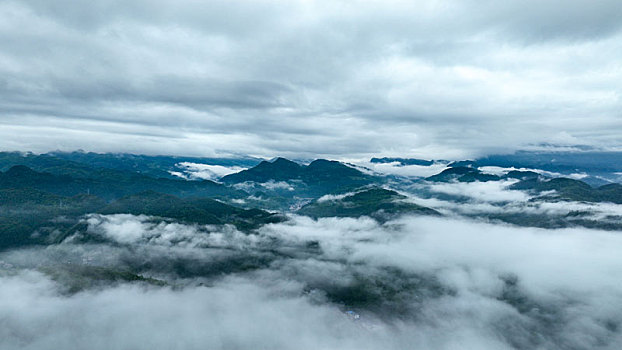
[{"xmin": 171, "ymin": 162, "xmax": 247, "ymax": 181}]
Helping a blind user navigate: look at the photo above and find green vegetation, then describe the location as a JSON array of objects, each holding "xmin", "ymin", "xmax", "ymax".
[
  {"xmin": 307, "ymin": 267, "xmax": 448, "ymax": 315},
  {"xmin": 504, "ymin": 170, "xmax": 540, "ymax": 180},
  {"xmin": 0, "ymin": 186, "xmax": 107, "ymax": 248},
  {"xmin": 0, "ymin": 159, "xmax": 243, "ymax": 200},
  {"xmin": 482, "ymin": 211, "xmax": 622, "ymax": 231},
  {"xmin": 222, "ymin": 158, "xmax": 303, "ymax": 183},
  {"xmin": 425, "ymin": 167, "xmax": 543, "ymax": 183},
  {"xmin": 40, "ymin": 265, "xmax": 167, "ymax": 294},
  {"xmin": 426, "ymin": 166, "xmax": 502, "ymax": 182},
  {"xmin": 0, "ymin": 187, "xmax": 283, "ymax": 249},
  {"xmin": 222, "ymin": 158, "xmax": 376, "ymax": 196},
  {"xmin": 0, "ymin": 151, "xmax": 259, "ymax": 180},
  {"xmin": 101, "ymin": 191, "xmax": 284, "ymax": 229},
  {"xmin": 474, "ymin": 151, "xmax": 622, "ymax": 185},
  {"xmin": 511, "ymin": 178, "xmax": 622, "ymax": 204},
  {"xmin": 298, "ymin": 187, "xmax": 439, "ymax": 221},
  {"xmin": 1, "ymin": 151, "xmax": 620, "ymax": 251},
  {"xmin": 0, "ymin": 164, "xmax": 282, "ymax": 249},
  {"xmin": 47, "ymin": 151, "xmax": 260, "ymax": 179}
]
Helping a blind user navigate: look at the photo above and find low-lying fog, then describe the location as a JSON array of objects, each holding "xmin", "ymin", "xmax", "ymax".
[{"xmin": 1, "ymin": 214, "xmax": 621, "ymax": 350}]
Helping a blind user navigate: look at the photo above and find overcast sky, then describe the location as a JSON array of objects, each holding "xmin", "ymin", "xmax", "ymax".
[{"xmin": 0, "ymin": 0, "xmax": 620, "ymax": 159}]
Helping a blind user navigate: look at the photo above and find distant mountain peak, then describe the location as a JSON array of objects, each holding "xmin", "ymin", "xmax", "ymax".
[
  {"xmin": 370, "ymin": 157, "xmax": 434, "ymax": 166},
  {"xmin": 271, "ymin": 157, "xmax": 298, "ymax": 164},
  {"xmin": 307, "ymin": 159, "xmax": 343, "ymax": 168},
  {"xmin": 6, "ymin": 165, "xmax": 40, "ymax": 176},
  {"xmin": 220, "ymin": 157, "xmax": 376, "ymax": 195}
]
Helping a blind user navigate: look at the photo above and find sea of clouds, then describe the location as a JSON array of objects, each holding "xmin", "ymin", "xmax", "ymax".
[{"xmin": 1, "ymin": 212, "xmax": 621, "ymax": 350}]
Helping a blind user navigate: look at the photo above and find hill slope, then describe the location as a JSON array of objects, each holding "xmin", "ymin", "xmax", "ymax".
[
  {"xmin": 511, "ymin": 178, "xmax": 622, "ymax": 204},
  {"xmin": 221, "ymin": 158, "xmax": 377, "ymax": 196},
  {"xmin": 298, "ymin": 188, "xmax": 439, "ymax": 221},
  {"xmin": 0, "ymin": 165, "xmax": 242, "ymax": 200}
]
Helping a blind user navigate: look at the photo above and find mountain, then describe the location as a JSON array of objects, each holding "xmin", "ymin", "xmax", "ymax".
[
  {"xmin": 389, "ymin": 150, "xmax": 622, "ymax": 185},
  {"xmin": 504, "ymin": 170, "xmax": 540, "ymax": 180},
  {"xmin": 0, "ymin": 187, "xmax": 63, "ymax": 206},
  {"xmin": 425, "ymin": 167, "xmax": 546, "ymax": 183},
  {"xmin": 370, "ymin": 157, "xmax": 434, "ymax": 166},
  {"xmin": 303, "ymin": 159, "xmax": 373, "ymax": 190},
  {"xmin": 0, "ymin": 187, "xmax": 107, "ymax": 249},
  {"xmin": 425, "ymin": 166, "xmax": 501, "ymax": 182},
  {"xmin": 0, "ymin": 186, "xmax": 282, "ymax": 250},
  {"xmin": 100, "ymin": 191, "xmax": 284, "ymax": 229},
  {"xmin": 472, "ymin": 150, "xmax": 622, "ymax": 185},
  {"xmin": 0, "ymin": 151, "xmax": 261, "ymax": 180},
  {"xmin": 2, "ymin": 150, "xmax": 619, "ymax": 250},
  {"xmin": 423, "ymin": 165, "xmax": 621, "ymax": 204},
  {"xmin": 0, "ymin": 162, "xmax": 267, "ymax": 249},
  {"xmin": 0, "ymin": 152, "xmax": 104, "ymax": 179},
  {"xmin": 511, "ymin": 178, "xmax": 622, "ymax": 204},
  {"xmin": 41, "ymin": 265, "xmax": 166, "ymax": 294},
  {"xmin": 447, "ymin": 160, "xmax": 476, "ymax": 168},
  {"xmin": 297, "ymin": 187, "xmax": 439, "ymax": 221},
  {"xmin": 221, "ymin": 158, "xmax": 377, "ymax": 196},
  {"xmin": 0, "ymin": 165, "xmax": 243, "ymax": 200},
  {"xmin": 475, "ymin": 151, "xmax": 622, "ymax": 174},
  {"xmin": 221, "ymin": 158, "xmax": 303, "ymax": 183}
]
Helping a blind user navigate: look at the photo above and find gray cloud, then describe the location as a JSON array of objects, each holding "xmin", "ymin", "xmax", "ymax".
[{"xmin": 0, "ymin": 0, "xmax": 621, "ymax": 158}]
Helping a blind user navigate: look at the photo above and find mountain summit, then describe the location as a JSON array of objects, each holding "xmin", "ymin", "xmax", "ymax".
[
  {"xmin": 221, "ymin": 158, "xmax": 375, "ymax": 194},
  {"xmin": 221, "ymin": 158, "xmax": 303, "ymax": 183}
]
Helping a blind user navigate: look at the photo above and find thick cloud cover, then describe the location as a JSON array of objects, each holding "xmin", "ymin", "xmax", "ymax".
[
  {"xmin": 0, "ymin": 0, "xmax": 621, "ymax": 158},
  {"xmin": 1, "ymin": 213, "xmax": 622, "ymax": 349}
]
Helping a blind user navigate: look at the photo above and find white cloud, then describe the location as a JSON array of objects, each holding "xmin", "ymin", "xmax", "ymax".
[
  {"xmin": 81, "ymin": 214, "xmax": 254, "ymax": 248},
  {"xmin": 478, "ymin": 166, "xmax": 591, "ymax": 180},
  {"xmin": 0, "ymin": 272, "xmax": 390, "ymax": 350},
  {"xmin": 233, "ymin": 180, "xmax": 296, "ymax": 192},
  {"xmin": 173, "ymin": 162, "xmax": 247, "ymax": 181},
  {"xmin": 355, "ymin": 161, "xmax": 450, "ymax": 178},
  {"xmin": 426, "ymin": 180, "xmax": 531, "ymax": 203},
  {"xmin": 2, "ymin": 213, "xmax": 622, "ymax": 349}
]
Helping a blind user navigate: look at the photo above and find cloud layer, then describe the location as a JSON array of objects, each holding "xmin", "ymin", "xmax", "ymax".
[
  {"xmin": 1, "ymin": 213, "xmax": 622, "ymax": 349},
  {"xmin": 1, "ymin": 0, "xmax": 621, "ymax": 158}
]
